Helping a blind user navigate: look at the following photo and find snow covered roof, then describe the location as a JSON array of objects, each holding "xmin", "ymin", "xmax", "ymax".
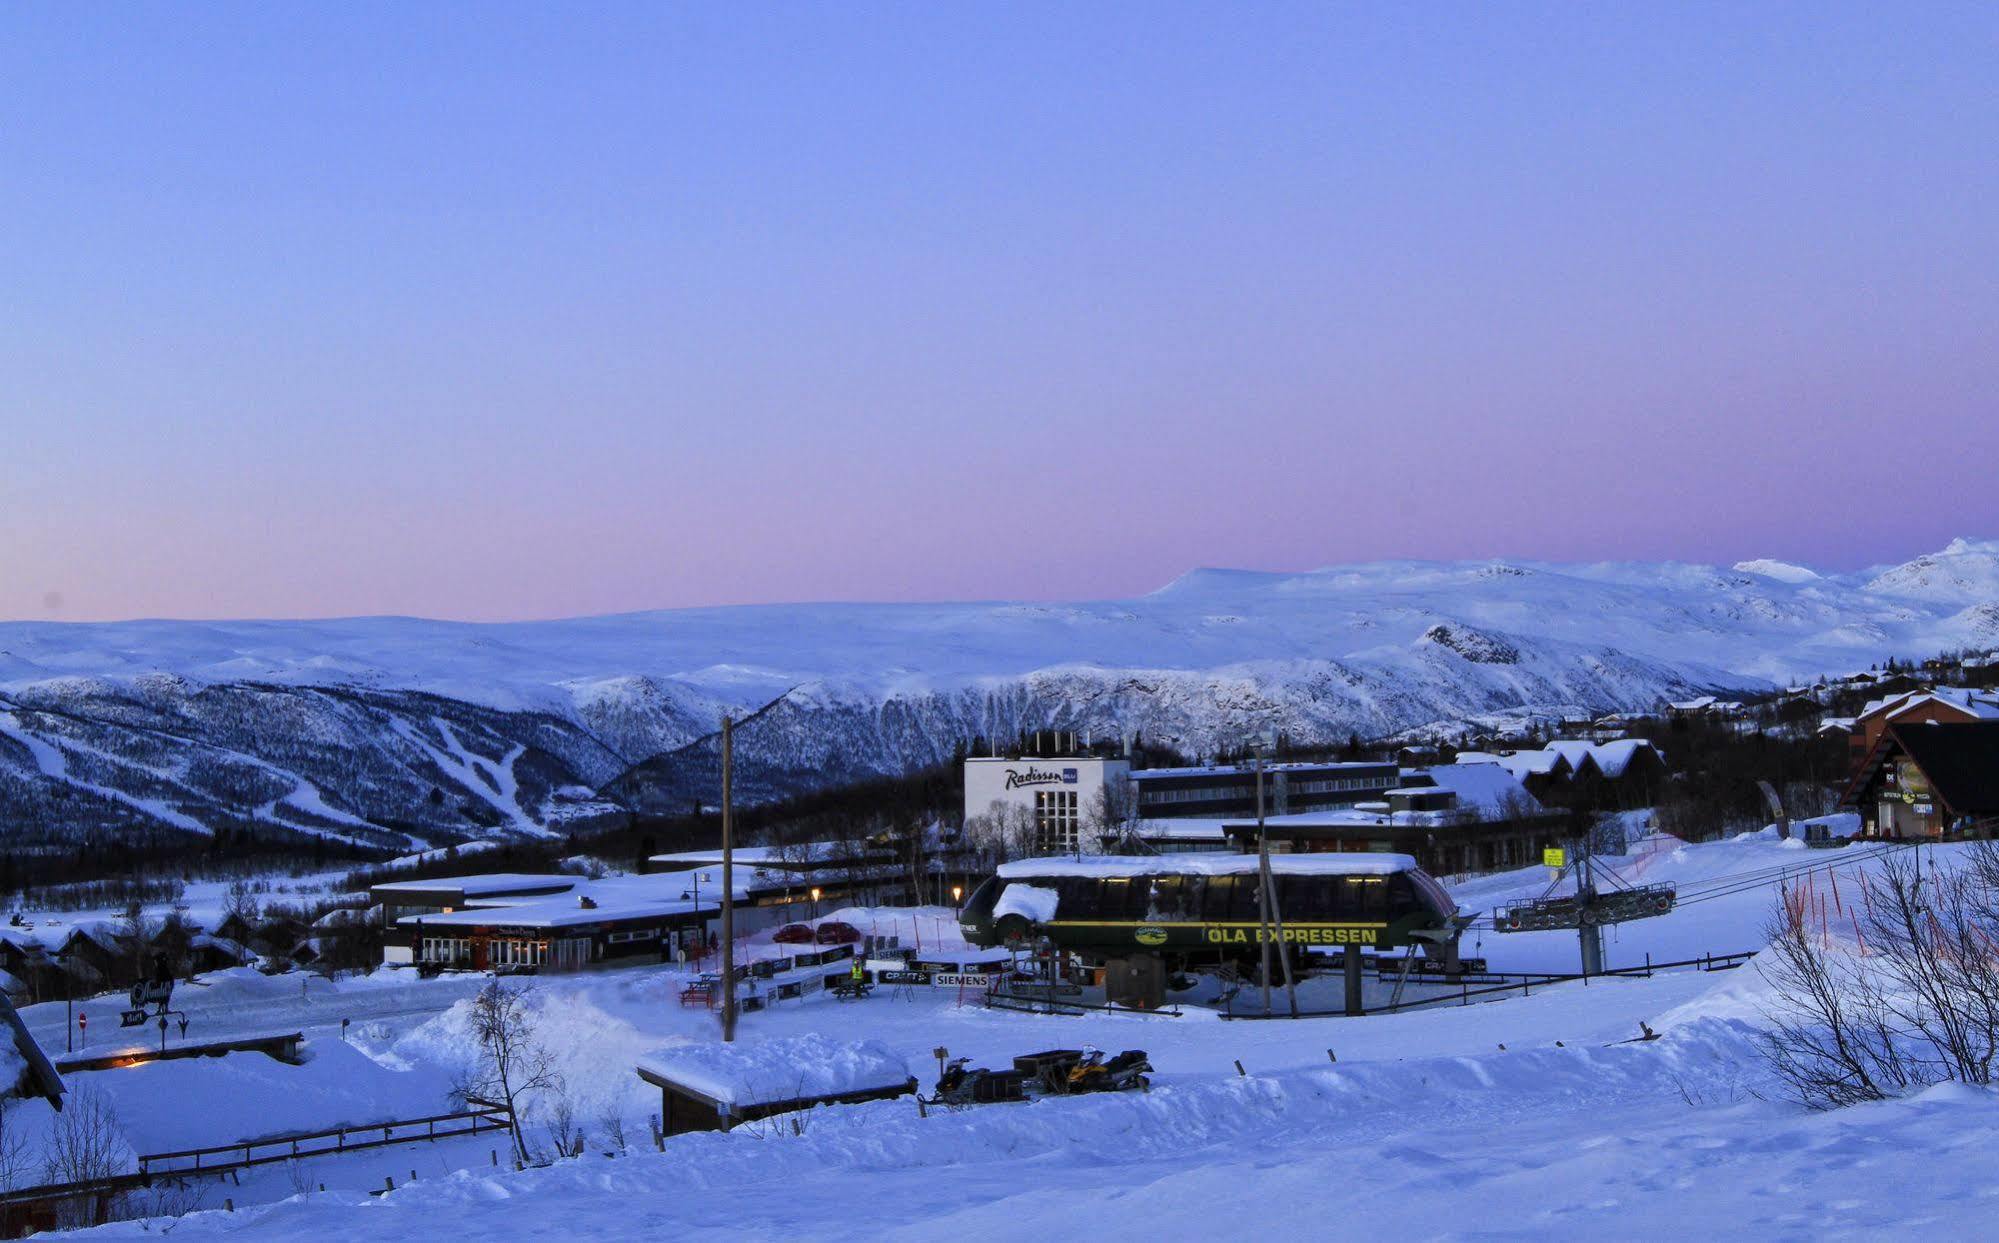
[
  {"xmin": 1404, "ymin": 764, "xmax": 1545, "ymax": 815},
  {"xmin": 993, "ymin": 883, "xmax": 1058, "ymax": 924},
  {"xmin": 635, "ymin": 1035, "xmax": 912, "ymax": 1109},
  {"xmin": 1129, "ymin": 760, "xmax": 1392, "ymax": 780},
  {"xmin": 998, "ymin": 852, "xmax": 1418, "ymax": 878},
  {"xmin": 396, "ymin": 873, "xmax": 726, "ymax": 929},
  {"xmin": 1122, "ymin": 818, "xmax": 1234, "ymax": 841},
  {"xmin": 1455, "ymin": 750, "xmax": 1565, "ymax": 779},
  {"xmin": 1542, "ymin": 740, "xmax": 1597, "ymax": 768},
  {"xmin": 62, "ymin": 921, "xmax": 128, "ymax": 955},
  {"xmin": 1857, "ymin": 687, "xmax": 1999, "ymax": 724},
  {"xmin": 372, "ymin": 874, "xmax": 579, "ymax": 900},
  {"xmin": 1589, "ymin": 738, "xmax": 1661, "ymax": 778},
  {"xmin": 0, "ymin": 993, "xmax": 63, "ymax": 1109},
  {"xmin": 191, "ymin": 933, "xmax": 249, "ymax": 959},
  {"xmin": 1456, "ymin": 739, "xmax": 1659, "ymax": 782}
]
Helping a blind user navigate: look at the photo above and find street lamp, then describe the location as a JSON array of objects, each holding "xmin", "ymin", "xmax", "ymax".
[
  {"xmin": 951, "ymin": 885, "xmax": 963, "ymax": 907},
  {"xmin": 810, "ymin": 887, "xmax": 821, "ymax": 918}
]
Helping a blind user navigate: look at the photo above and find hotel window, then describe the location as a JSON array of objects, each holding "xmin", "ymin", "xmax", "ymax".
[{"xmin": 1035, "ymin": 789, "xmax": 1080, "ymax": 853}]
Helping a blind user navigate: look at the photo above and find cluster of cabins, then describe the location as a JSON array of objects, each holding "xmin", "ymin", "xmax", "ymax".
[
  {"xmin": 0, "ymin": 914, "xmax": 261, "ymax": 1006},
  {"xmin": 1657, "ymin": 673, "xmax": 1999, "ymax": 842},
  {"xmin": 1451, "ymin": 738, "xmax": 1666, "ymax": 807}
]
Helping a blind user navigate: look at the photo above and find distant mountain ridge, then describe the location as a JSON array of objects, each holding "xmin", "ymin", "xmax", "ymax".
[{"xmin": 3, "ymin": 538, "xmax": 1996, "ymax": 849}]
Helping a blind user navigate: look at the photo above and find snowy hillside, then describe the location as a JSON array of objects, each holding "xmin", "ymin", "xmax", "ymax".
[{"xmin": 2, "ymin": 539, "xmax": 1996, "ymax": 846}]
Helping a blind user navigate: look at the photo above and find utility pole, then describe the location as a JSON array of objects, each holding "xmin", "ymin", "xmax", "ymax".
[
  {"xmin": 1252, "ymin": 745, "xmax": 1300, "ymax": 1017},
  {"xmin": 720, "ymin": 715, "xmax": 737, "ymax": 1042},
  {"xmin": 1575, "ymin": 827, "xmax": 1603, "ymax": 977},
  {"xmin": 1256, "ymin": 750, "xmax": 1272, "ymax": 1014}
]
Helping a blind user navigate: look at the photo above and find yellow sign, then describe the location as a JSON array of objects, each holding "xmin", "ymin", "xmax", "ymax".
[
  {"xmin": 1202, "ymin": 926, "xmax": 1378, "ymax": 946},
  {"xmin": 1543, "ymin": 848, "xmax": 1566, "ymax": 868}
]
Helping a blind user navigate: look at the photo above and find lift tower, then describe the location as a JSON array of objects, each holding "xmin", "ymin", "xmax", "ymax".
[{"xmin": 1492, "ymin": 825, "xmax": 1677, "ymax": 975}]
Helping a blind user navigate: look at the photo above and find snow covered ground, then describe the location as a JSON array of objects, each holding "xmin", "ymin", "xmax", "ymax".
[{"xmin": 21, "ymin": 828, "xmax": 1994, "ymax": 1240}]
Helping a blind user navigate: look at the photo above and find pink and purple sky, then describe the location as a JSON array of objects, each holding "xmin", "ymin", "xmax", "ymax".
[{"xmin": 3, "ymin": 5, "xmax": 1996, "ymax": 622}]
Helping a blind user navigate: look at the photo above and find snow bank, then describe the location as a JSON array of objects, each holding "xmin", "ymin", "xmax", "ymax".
[{"xmin": 635, "ymin": 1034, "xmax": 912, "ymax": 1108}]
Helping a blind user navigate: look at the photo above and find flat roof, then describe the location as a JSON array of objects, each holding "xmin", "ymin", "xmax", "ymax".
[
  {"xmin": 998, "ymin": 852, "xmax": 1417, "ymax": 879},
  {"xmin": 1129, "ymin": 761, "xmax": 1394, "ymax": 780},
  {"xmin": 372, "ymin": 874, "xmax": 578, "ymax": 899},
  {"xmin": 635, "ymin": 1035, "xmax": 911, "ymax": 1109},
  {"xmin": 396, "ymin": 874, "xmax": 728, "ymax": 930},
  {"xmin": 1122, "ymin": 818, "xmax": 1234, "ymax": 839}
]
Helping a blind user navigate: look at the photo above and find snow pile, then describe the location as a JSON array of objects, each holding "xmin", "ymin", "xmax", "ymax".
[
  {"xmin": 635, "ymin": 1034, "xmax": 912, "ymax": 1108},
  {"xmin": 992, "ymin": 883, "xmax": 1058, "ymax": 923},
  {"xmin": 393, "ymin": 984, "xmax": 667, "ymax": 1117}
]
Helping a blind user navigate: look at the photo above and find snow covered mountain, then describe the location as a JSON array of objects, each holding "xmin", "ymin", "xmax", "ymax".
[{"xmin": 3, "ymin": 539, "xmax": 1996, "ymax": 848}]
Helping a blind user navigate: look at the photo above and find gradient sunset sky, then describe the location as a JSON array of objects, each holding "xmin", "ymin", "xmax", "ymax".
[{"xmin": 3, "ymin": 4, "xmax": 1995, "ymax": 622}]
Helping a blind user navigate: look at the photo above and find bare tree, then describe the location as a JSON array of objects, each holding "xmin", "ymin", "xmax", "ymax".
[
  {"xmin": 1756, "ymin": 883, "xmax": 1920, "ymax": 1109},
  {"xmin": 1082, "ymin": 774, "xmax": 1136, "ymax": 853},
  {"xmin": 1757, "ymin": 846, "xmax": 1999, "ymax": 1109},
  {"xmin": 116, "ymin": 900, "xmax": 161, "ymax": 986},
  {"xmin": 42, "ymin": 1086, "xmax": 126, "ymax": 1227},
  {"xmin": 542, "ymin": 1088, "xmax": 585, "ymax": 1159},
  {"xmin": 597, "ymin": 1102, "xmax": 629, "ymax": 1155},
  {"xmin": 0, "ymin": 1097, "xmax": 29, "ymax": 1192},
  {"xmin": 1859, "ymin": 850, "xmax": 1999, "ymax": 1086},
  {"xmin": 964, "ymin": 800, "xmax": 1039, "ymax": 869},
  {"xmin": 223, "ymin": 877, "xmax": 261, "ymax": 927},
  {"xmin": 454, "ymin": 982, "xmax": 561, "ymax": 1165}
]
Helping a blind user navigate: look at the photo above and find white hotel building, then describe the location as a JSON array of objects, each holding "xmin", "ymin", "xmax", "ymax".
[{"xmin": 963, "ymin": 755, "xmax": 1132, "ymax": 854}]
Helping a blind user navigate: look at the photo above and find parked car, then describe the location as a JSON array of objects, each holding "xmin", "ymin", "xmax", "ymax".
[
  {"xmin": 814, "ymin": 921, "xmax": 862, "ymax": 945},
  {"xmin": 772, "ymin": 923, "xmax": 816, "ymax": 944}
]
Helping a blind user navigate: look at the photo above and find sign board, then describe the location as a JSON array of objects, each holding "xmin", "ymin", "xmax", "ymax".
[
  {"xmin": 131, "ymin": 980, "xmax": 174, "ymax": 1008},
  {"xmin": 1542, "ymin": 848, "xmax": 1566, "ymax": 868},
  {"xmin": 935, "ymin": 973, "xmax": 1000, "ymax": 988},
  {"xmin": 120, "ymin": 1009, "xmax": 149, "ymax": 1028},
  {"xmin": 877, "ymin": 970, "xmax": 932, "ymax": 986},
  {"xmin": 1898, "ymin": 760, "xmax": 1931, "ymax": 804}
]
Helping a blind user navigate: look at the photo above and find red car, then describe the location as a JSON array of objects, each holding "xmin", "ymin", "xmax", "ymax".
[
  {"xmin": 814, "ymin": 921, "xmax": 862, "ymax": 945},
  {"xmin": 771, "ymin": 923, "xmax": 816, "ymax": 944}
]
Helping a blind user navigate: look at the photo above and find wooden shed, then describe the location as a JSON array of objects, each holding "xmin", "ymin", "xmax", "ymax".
[{"xmin": 635, "ymin": 1035, "xmax": 915, "ymax": 1137}]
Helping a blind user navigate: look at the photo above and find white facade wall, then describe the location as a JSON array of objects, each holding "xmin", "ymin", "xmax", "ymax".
[{"xmin": 963, "ymin": 756, "xmax": 1131, "ymax": 854}]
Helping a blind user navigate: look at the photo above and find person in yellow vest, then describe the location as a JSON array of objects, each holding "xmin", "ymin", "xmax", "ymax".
[{"xmin": 850, "ymin": 957, "xmax": 866, "ymax": 988}]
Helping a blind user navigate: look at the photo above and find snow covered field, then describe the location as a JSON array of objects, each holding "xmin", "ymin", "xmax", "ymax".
[{"xmin": 23, "ymin": 828, "xmax": 1996, "ymax": 1240}]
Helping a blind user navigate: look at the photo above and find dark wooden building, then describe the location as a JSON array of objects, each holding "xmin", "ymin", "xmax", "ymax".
[
  {"xmin": 1845, "ymin": 721, "xmax": 1999, "ymax": 840},
  {"xmin": 635, "ymin": 1038, "xmax": 915, "ymax": 1137}
]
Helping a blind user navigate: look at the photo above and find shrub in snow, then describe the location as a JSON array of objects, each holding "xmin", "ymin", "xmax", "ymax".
[{"xmin": 1758, "ymin": 844, "xmax": 1999, "ymax": 1109}]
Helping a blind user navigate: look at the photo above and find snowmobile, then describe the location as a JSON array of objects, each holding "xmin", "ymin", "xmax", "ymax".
[
  {"xmin": 927, "ymin": 1057, "xmax": 1027, "ymax": 1106},
  {"xmin": 1054, "ymin": 1047, "xmax": 1152, "ymax": 1095}
]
